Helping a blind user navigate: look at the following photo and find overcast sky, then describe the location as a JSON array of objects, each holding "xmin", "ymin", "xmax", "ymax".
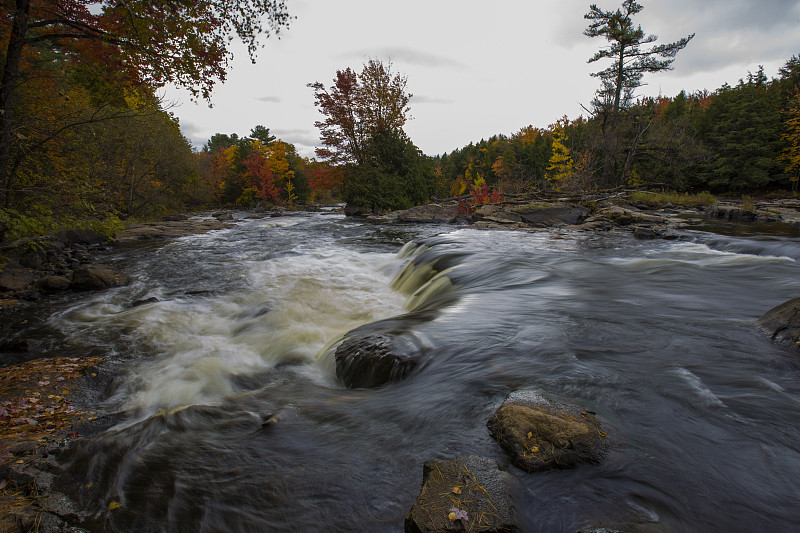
[{"xmin": 163, "ymin": 0, "xmax": 800, "ymax": 158}]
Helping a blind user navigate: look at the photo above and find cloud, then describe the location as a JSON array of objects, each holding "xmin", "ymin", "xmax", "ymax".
[
  {"xmin": 256, "ymin": 96, "xmax": 282, "ymax": 103},
  {"xmin": 174, "ymin": 120, "xmax": 209, "ymax": 149},
  {"xmin": 342, "ymin": 46, "xmax": 466, "ymax": 69},
  {"xmin": 271, "ymin": 128, "xmax": 319, "ymax": 148},
  {"xmin": 410, "ymin": 95, "xmax": 456, "ymax": 105}
]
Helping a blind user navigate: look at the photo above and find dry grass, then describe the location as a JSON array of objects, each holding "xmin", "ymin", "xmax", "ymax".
[{"xmin": 629, "ymin": 190, "xmax": 717, "ymax": 208}]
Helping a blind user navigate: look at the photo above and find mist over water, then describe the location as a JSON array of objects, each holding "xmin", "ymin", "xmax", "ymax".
[{"xmin": 46, "ymin": 213, "xmax": 800, "ymax": 532}]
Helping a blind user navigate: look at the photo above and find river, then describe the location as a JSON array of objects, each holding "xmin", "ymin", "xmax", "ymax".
[{"xmin": 27, "ymin": 212, "xmax": 800, "ymax": 531}]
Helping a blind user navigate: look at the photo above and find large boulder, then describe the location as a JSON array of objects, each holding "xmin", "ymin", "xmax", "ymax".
[
  {"xmin": 53, "ymin": 229, "xmax": 109, "ymax": 247},
  {"xmin": 757, "ymin": 297, "xmax": 800, "ymax": 348},
  {"xmin": 405, "ymin": 456, "xmax": 518, "ymax": 533},
  {"xmin": 70, "ymin": 264, "xmax": 131, "ymax": 291},
  {"xmin": 487, "ymin": 393, "xmax": 608, "ymax": 473},
  {"xmin": 334, "ymin": 331, "xmax": 423, "ymax": 388},
  {"xmin": 0, "ymin": 261, "xmax": 35, "ymax": 291}
]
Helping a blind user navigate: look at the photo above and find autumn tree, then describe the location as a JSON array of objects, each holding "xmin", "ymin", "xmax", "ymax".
[
  {"xmin": 308, "ymin": 59, "xmax": 411, "ymax": 165},
  {"xmin": 309, "ymin": 60, "xmax": 431, "ymax": 211},
  {"xmin": 0, "ymin": 0, "xmax": 291, "ymax": 209},
  {"xmin": 546, "ymin": 120, "xmax": 575, "ymax": 190},
  {"xmin": 584, "ymin": 0, "xmax": 693, "ymax": 186}
]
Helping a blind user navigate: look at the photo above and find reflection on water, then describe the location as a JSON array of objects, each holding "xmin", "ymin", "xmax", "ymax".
[{"xmin": 46, "ymin": 214, "xmax": 800, "ymax": 532}]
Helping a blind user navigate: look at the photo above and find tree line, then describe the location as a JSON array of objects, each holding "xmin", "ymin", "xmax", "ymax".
[
  {"xmin": 436, "ymin": 57, "xmax": 800, "ymax": 198},
  {"xmin": 2, "ymin": 0, "xmax": 799, "ymax": 243}
]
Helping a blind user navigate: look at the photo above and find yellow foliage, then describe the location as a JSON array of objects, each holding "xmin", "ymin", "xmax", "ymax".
[{"xmin": 546, "ymin": 127, "xmax": 574, "ymax": 190}]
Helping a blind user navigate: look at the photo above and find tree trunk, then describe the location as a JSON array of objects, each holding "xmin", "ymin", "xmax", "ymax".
[{"xmin": 0, "ymin": 0, "xmax": 31, "ymax": 208}]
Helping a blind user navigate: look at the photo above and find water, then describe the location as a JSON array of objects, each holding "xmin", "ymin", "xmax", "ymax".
[{"xmin": 34, "ymin": 213, "xmax": 800, "ymax": 531}]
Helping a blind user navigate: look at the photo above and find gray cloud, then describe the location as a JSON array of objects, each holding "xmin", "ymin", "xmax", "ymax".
[
  {"xmin": 342, "ymin": 46, "xmax": 466, "ymax": 69},
  {"xmin": 410, "ymin": 95, "xmax": 456, "ymax": 105},
  {"xmin": 257, "ymin": 96, "xmax": 282, "ymax": 103},
  {"xmin": 174, "ymin": 119, "xmax": 209, "ymax": 150}
]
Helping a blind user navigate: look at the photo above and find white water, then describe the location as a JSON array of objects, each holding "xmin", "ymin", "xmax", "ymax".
[{"xmin": 58, "ymin": 238, "xmax": 408, "ymax": 414}]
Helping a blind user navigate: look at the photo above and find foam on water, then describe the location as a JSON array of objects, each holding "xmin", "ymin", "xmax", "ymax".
[{"xmin": 62, "ymin": 245, "xmax": 407, "ymax": 414}]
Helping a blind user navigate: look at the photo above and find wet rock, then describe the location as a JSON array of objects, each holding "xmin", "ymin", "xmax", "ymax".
[
  {"xmin": 162, "ymin": 213, "xmax": 188, "ymax": 221},
  {"xmin": 131, "ymin": 296, "xmax": 161, "ymax": 308},
  {"xmin": 633, "ymin": 226, "xmax": 660, "ymax": 240},
  {"xmin": 214, "ymin": 211, "xmax": 234, "ymax": 221},
  {"xmin": 114, "ymin": 225, "xmax": 164, "ymax": 240},
  {"xmin": 36, "ymin": 275, "xmax": 72, "ymax": 292},
  {"xmin": 710, "ymin": 205, "xmax": 758, "ymax": 221},
  {"xmin": 397, "ymin": 204, "xmax": 457, "ymax": 224},
  {"xmin": 757, "ymin": 297, "xmax": 800, "ymax": 348},
  {"xmin": 70, "ymin": 264, "xmax": 131, "ymax": 291},
  {"xmin": 0, "ymin": 260, "xmax": 35, "ymax": 291},
  {"xmin": 53, "ymin": 229, "xmax": 109, "ymax": 247},
  {"xmin": 114, "ymin": 219, "xmax": 231, "ymax": 243},
  {"xmin": 344, "ymin": 204, "xmax": 368, "ymax": 217},
  {"xmin": 0, "ymin": 337, "xmax": 28, "ymax": 353},
  {"xmin": 405, "ymin": 456, "xmax": 518, "ymax": 533},
  {"xmin": 473, "ymin": 205, "xmax": 525, "ymax": 226},
  {"xmin": 517, "ymin": 205, "xmax": 590, "ymax": 227},
  {"xmin": 487, "ymin": 393, "xmax": 608, "ymax": 473},
  {"xmin": 334, "ymin": 331, "xmax": 423, "ymax": 388}
]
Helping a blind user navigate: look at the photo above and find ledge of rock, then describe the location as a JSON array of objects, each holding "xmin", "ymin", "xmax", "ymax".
[
  {"xmin": 114, "ymin": 218, "xmax": 232, "ymax": 243},
  {"xmin": 757, "ymin": 297, "xmax": 800, "ymax": 348},
  {"xmin": 397, "ymin": 204, "xmax": 457, "ymax": 224},
  {"xmin": 405, "ymin": 455, "xmax": 518, "ymax": 533},
  {"xmin": 487, "ymin": 392, "xmax": 608, "ymax": 473},
  {"xmin": 70, "ymin": 264, "xmax": 131, "ymax": 291}
]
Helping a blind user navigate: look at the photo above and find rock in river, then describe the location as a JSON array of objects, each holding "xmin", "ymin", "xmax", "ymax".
[
  {"xmin": 70, "ymin": 264, "xmax": 131, "ymax": 291},
  {"xmin": 334, "ymin": 331, "xmax": 422, "ymax": 388},
  {"xmin": 487, "ymin": 393, "xmax": 607, "ymax": 473},
  {"xmin": 405, "ymin": 455, "xmax": 518, "ymax": 533},
  {"xmin": 757, "ymin": 297, "xmax": 800, "ymax": 348}
]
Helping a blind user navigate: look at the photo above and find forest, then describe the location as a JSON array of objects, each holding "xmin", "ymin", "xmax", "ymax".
[{"xmin": 0, "ymin": 0, "xmax": 799, "ymax": 243}]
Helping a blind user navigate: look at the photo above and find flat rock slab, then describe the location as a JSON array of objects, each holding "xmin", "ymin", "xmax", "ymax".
[
  {"xmin": 397, "ymin": 205, "xmax": 457, "ymax": 224},
  {"xmin": 516, "ymin": 206, "xmax": 590, "ymax": 227},
  {"xmin": 487, "ymin": 393, "xmax": 607, "ymax": 472},
  {"xmin": 757, "ymin": 297, "xmax": 800, "ymax": 348},
  {"xmin": 115, "ymin": 219, "xmax": 231, "ymax": 243},
  {"xmin": 405, "ymin": 456, "xmax": 518, "ymax": 533}
]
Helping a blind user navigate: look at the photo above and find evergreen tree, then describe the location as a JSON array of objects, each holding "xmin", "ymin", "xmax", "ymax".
[{"xmin": 584, "ymin": 0, "xmax": 693, "ymax": 186}]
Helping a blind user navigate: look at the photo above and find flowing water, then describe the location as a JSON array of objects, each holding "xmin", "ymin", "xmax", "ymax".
[{"xmin": 28, "ymin": 212, "xmax": 800, "ymax": 531}]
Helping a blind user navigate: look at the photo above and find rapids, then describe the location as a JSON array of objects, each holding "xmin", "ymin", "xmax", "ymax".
[{"xmin": 24, "ymin": 213, "xmax": 800, "ymax": 531}]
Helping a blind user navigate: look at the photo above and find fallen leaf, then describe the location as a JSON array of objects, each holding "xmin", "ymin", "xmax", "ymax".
[
  {"xmin": 448, "ymin": 507, "xmax": 469, "ymax": 522},
  {"xmin": 108, "ymin": 501, "xmax": 121, "ymax": 511},
  {"xmin": 527, "ymin": 431, "xmax": 533, "ymax": 439},
  {"xmin": 451, "ymin": 487, "xmax": 462, "ymax": 495}
]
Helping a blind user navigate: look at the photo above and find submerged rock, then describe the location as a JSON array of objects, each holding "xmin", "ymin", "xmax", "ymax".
[
  {"xmin": 405, "ymin": 455, "xmax": 518, "ymax": 533},
  {"xmin": 487, "ymin": 393, "xmax": 608, "ymax": 473},
  {"xmin": 757, "ymin": 297, "xmax": 800, "ymax": 348}
]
